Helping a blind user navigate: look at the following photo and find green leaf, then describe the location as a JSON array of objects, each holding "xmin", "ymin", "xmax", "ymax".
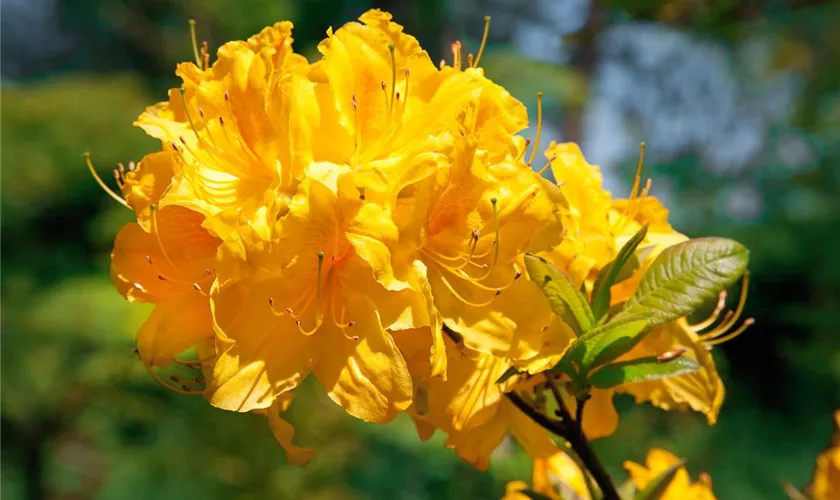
[
  {"xmin": 583, "ymin": 316, "xmax": 651, "ymax": 370},
  {"xmin": 618, "ymin": 237, "xmax": 749, "ymax": 329},
  {"xmin": 635, "ymin": 459, "xmax": 686, "ymax": 500},
  {"xmin": 558, "ymin": 313, "xmax": 652, "ymax": 374},
  {"xmin": 588, "ymin": 356, "xmax": 701, "ymax": 389},
  {"xmin": 591, "ymin": 224, "xmax": 648, "ymax": 320},
  {"xmin": 525, "ymin": 254, "xmax": 595, "ymax": 335}
]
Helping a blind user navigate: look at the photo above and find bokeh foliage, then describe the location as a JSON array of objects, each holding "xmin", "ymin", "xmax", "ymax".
[{"xmin": 2, "ymin": 0, "xmax": 839, "ymax": 498}]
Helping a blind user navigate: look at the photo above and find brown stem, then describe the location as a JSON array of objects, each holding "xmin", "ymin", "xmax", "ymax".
[{"xmin": 544, "ymin": 376, "xmax": 620, "ymax": 500}]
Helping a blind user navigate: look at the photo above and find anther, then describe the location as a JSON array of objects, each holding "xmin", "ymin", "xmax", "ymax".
[
  {"xmin": 205, "ymin": 268, "xmax": 213, "ymax": 276},
  {"xmin": 348, "ymin": 321, "xmax": 355, "ymax": 327},
  {"xmin": 656, "ymin": 348, "xmax": 687, "ymax": 363},
  {"xmin": 514, "ymin": 271, "xmax": 522, "ymax": 280},
  {"xmin": 118, "ymin": 163, "xmax": 126, "ymax": 175},
  {"xmin": 193, "ymin": 283, "xmax": 202, "ymax": 291},
  {"xmin": 352, "ymin": 336, "xmax": 360, "ymax": 342},
  {"xmin": 199, "ymin": 108, "xmax": 205, "ymax": 119},
  {"xmin": 495, "ymin": 288, "xmax": 502, "ymax": 296},
  {"xmin": 188, "ymin": 19, "xmax": 201, "ymax": 66},
  {"xmin": 85, "ymin": 152, "xmax": 129, "ymax": 208},
  {"xmin": 224, "ymin": 91, "xmax": 230, "ymax": 102},
  {"xmin": 285, "ymin": 307, "xmax": 293, "ymax": 314},
  {"xmin": 473, "ymin": 16, "xmax": 491, "ymax": 68},
  {"xmin": 268, "ymin": 297, "xmax": 275, "ymax": 306},
  {"xmin": 128, "ymin": 161, "xmax": 136, "ymax": 171},
  {"xmin": 158, "ymin": 275, "xmax": 168, "ymax": 281},
  {"xmin": 145, "ymin": 256, "xmax": 153, "ymax": 265},
  {"xmin": 219, "ymin": 116, "xmax": 225, "ymax": 127}
]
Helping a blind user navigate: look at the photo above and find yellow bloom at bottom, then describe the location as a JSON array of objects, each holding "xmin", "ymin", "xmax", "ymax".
[
  {"xmin": 503, "ymin": 448, "xmax": 716, "ymax": 500},
  {"xmin": 624, "ymin": 449, "xmax": 716, "ymax": 500},
  {"xmin": 809, "ymin": 410, "xmax": 840, "ymax": 500}
]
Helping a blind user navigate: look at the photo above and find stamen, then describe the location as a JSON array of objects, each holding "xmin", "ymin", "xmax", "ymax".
[
  {"xmin": 705, "ymin": 318, "xmax": 754, "ymax": 346},
  {"xmin": 201, "ymin": 40, "xmax": 210, "ymax": 70},
  {"xmin": 293, "ymin": 252, "xmax": 326, "ymax": 335},
  {"xmin": 178, "ymin": 87, "xmax": 208, "ymax": 149},
  {"xmin": 690, "ymin": 291, "xmax": 727, "ymax": 331},
  {"xmin": 144, "ymin": 363, "xmax": 203, "ymax": 396},
  {"xmin": 85, "ymin": 152, "xmax": 129, "ymax": 208},
  {"xmin": 656, "ymin": 348, "xmax": 687, "ymax": 363},
  {"xmin": 697, "ymin": 273, "xmax": 753, "ymax": 346},
  {"xmin": 629, "ymin": 142, "xmax": 646, "ymax": 201},
  {"xmin": 470, "ymin": 197, "xmax": 500, "ymax": 281},
  {"xmin": 438, "ymin": 275, "xmax": 498, "ymax": 307},
  {"xmin": 537, "ymin": 153, "xmax": 557, "ymax": 176},
  {"xmin": 388, "ymin": 44, "xmax": 397, "ymax": 114},
  {"xmin": 527, "ymin": 92, "xmax": 543, "ymax": 166},
  {"xmin": 403, "ymin": 68, "xmax": 410, "ymax": 104},
  {"xmin": 467, "ymin": 53, "xmax": 474, "ymax": 67},
  {"xmin": 472, "ymin": 16, "xmax": 491, "ymax": 68},
  {"xmin": 188, "ymin": 19, "xmax": 201, "ymax": 67},
  {"xmin": 451, "ymin": 41, "xmax": 462, "ymax": 71}
]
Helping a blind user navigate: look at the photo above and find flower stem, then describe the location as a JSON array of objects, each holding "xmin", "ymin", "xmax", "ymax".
[{"xmin": 543, "ymin": 376, "xmax": 620, "ymax": 500}]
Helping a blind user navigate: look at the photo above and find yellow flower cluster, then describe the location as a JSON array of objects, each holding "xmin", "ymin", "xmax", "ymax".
[
  {"xmin": 98, "ymin": 10, "xmax": 752, "ymax": 467},
  {"xmin": 504, "ymin": 448, "xmax": 716, "ymax": 500}
]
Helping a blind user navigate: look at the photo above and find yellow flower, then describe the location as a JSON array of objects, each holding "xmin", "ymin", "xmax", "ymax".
[
  {"xmin": 504, "ymin": 448, "xmax": 716, "ymax": 500},
  {"xmin": 309, "ymin": 9, "xmax": 476, "ymax": 195},
  {"xmin": 109, "ymin": 151, "xmax": 221, "ymax": 383},
  {"xmin": 405, "ymin": 135, "xmax": 565, "ymax": 361},
  {"xmin": 208, "ymin": 178, "xmax": 428, "ymax": 422},
  {"xmin": 136, "ymin": 21, "xmax": 313, "ymax": 223},
  {"xmin": 624, "ymin": 449, "xmax": 717, "ymax": 500},
  {"xmin": 532, "ymin": 451, "xmax": 590, "ymax": 499},
  {"xmin": 401, "ymin": 334, "xmax": 556, "ymax": 470},
  {"xmin": 809, "ymin": 410, "xmax": 840, "ymax": 500}
]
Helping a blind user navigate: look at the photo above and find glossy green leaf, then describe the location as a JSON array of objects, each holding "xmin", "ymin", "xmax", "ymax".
[
  {"xmin": 558, "ymin": 313, "xmax": 652, "ymax": 372},
  {"xmin": 588, "ymin": 356, "xmax": 701, "ymax": 389},
  {"xmin": 583, "ymin": 316, "xmax": 651, "ymax": 370},
  {"xmin": 635, "ymin": 458, "xmax": 686, "ymax": 500},
  {"xmin": 618, "ymin": 237, "xmax": 749, "ymax": 329},
  {"xmin": 525, "ymin": 254, "xmax": 595, "ymax": 335},
  {"xmin": 591, "ymin": 224, "xmax": 648, "ymax": 320}
]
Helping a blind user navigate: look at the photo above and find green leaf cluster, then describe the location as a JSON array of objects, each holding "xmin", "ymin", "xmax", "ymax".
[{"xmin": 524, "ymin": 229, "xmax": 749, "ymax": 391}]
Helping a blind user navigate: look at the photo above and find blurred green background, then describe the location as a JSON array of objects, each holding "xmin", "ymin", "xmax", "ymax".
[{"xmin": 2, "ymin": 0, "xmax": 839, "ymax": 498}]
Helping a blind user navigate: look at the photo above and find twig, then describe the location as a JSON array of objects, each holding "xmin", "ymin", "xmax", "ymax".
[{"xmin": 544, "ymin": 375, "xmax": 620, "ymax": 500}]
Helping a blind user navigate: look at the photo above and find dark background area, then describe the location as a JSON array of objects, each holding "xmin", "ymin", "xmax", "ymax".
[{"xmin": 2, "ymin": 0, "xmax": 839, "ymax": 498}]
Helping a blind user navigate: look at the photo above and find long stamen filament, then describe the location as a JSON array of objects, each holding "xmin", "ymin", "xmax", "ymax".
[
  {"xmin": 438, "ymin": 275, "xmax": 498, "ymax": 308},
  {"xmin": 470, "ymin": 198, "xmax": 501, "ymax": 281},
  {"xmin": 188, "ymin": 20, "xmax": 201, "ymax": 67},
  {"xmin": 473, "ymin": 16, "xmax": 491, "ymax": 68},
  {"xmin": 537, "ymin": 153, "xmax": 557, "ymax": 176},
  {"xmin": 528, "ymin": 92, "xmax": 543, "ymax": 166},
  {"xmin": 704, "ymin": 318, "xmax": 755, "ymax": 346},
  {"xmin": 85, "ymin": 153, "xmax": 129, "ymax": 208},
  {"xmin": 690, "ymin": 291, "xmax": 728, "ymax": 331},
  {"xmin": 388, "ymin": 44, "xmax": 397, "ymax": 115}
]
